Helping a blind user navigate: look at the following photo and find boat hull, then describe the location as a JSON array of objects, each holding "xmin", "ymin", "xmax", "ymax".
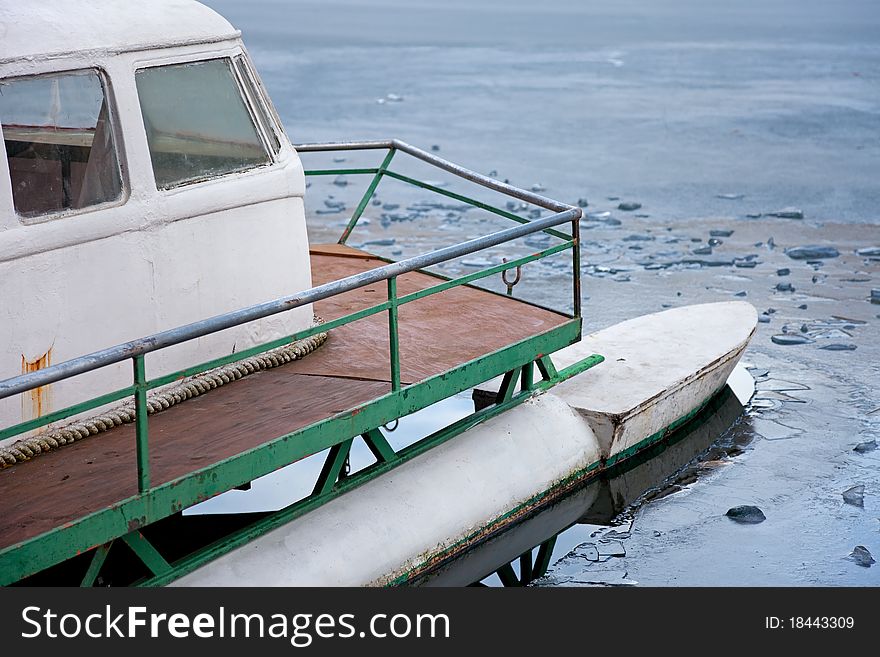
[
  {"xmin": 585, "ymin": 338, "xmax": 749, "ymax": 464},
  {"xmin": 537, "ymin": 301, "xmax": 757, "ymax": 461},
  {"xmin": 174, "ymin": 302, "xmax": 757, "ymax": 586}
]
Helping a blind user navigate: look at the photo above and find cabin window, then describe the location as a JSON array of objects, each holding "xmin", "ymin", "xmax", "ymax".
[
  {"xmin": 0, "ymin": 69, "xmax": 123, "ymax": 219},
  {"xmin": 136, "ymin": 58, "xmax": 271, "ymax": 189}
]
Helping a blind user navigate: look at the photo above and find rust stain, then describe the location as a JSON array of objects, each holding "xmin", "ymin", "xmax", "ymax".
[{"xmin": 21, "ymin": 348, "xmax": 52, "ymax": 421}]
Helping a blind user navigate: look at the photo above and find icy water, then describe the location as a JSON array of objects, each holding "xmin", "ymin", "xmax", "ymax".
[{"xmin": 204, "ymin": 0, "xmax": 880, "ymax": 585}]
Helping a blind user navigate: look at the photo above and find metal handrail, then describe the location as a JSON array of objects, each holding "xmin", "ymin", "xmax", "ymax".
[
  {"xmin": 294, "ymin": 139, "xmax": 573, "ymax": 212},
  {"xmin": 0, "ymin": 139, "xmax": 583, "ymax": 496},
  {"xmin": 0, "ymin": 141, "xmax": 581, "ymax": 400},
  {"xmin": 298, "ymin": 139, "xmax": 581, "ymax": 310},
  {"xmin": 0, "ymin": 209, "xmax": 577, "ymax": 400}
]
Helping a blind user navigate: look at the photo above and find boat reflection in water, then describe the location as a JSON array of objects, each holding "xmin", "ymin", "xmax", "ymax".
[{"xmin": 410, "ymin": 372, "xmax": 753, "ymax": 587}]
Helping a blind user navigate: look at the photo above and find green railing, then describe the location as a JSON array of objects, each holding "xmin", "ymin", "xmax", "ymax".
[
  {"xmin": 0, "ymin": 140, "xmax": 581, "ymax": 448},
  {"xmin": 0, "ymin": 140, "xmax": 585, "ymax": 584}
]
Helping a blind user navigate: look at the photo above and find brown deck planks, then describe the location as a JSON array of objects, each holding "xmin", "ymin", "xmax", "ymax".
[
  {"xmin": 0, "ymin": 245, "xmax": 567, "ymax": 550},
  {"xmin": 293, "ymin": 246, "xmax": 568, "ymax": 384}
]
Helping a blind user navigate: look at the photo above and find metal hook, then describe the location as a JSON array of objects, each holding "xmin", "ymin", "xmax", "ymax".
[
  {"xmin": 501, "ymin": 258, "xmax": 522, "ymax": 296},
  {"xmin": 383, "ymin": 419, "xmax": 399, "ymax": 432}
]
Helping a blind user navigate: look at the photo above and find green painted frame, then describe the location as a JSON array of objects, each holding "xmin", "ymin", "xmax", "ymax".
[
  {"xmin": 0, "ymin": 143, "xmax": 587, "ymax": 586},
  {"xmin": 0, "ymin": 321, "xmax": 596, "ymax": 585}
]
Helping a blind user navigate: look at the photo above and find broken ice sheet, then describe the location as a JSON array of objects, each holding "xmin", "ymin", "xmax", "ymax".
[
  {"xmin": 567, "ymin": 571, "xmax": 638, "ymax": 586},
  {"xmin": 785, "ymin": 245, "xmax": 839, "ymax": 260},
  {"xmin": 853, "ymin": 440, "xmax": 877, "ymax": 454},
  {"xmin": 751, "ymin": 416, "xmax": 803, "ymax": 441},
  {"xmin": 756, "ymin": 379, "xmax": 810, "ymax": 392},
  {"xmin": 592, "ymin": 521, "xmax": 632, "ymax": 540},
  {"xmin": 725, "ymin": 505, "xmax": 766, "ymax": 524},
  {"xmin": 768, "ymin": 207, "xmax": 804, "ymax": 219},
  {"xmin": 756, "ymin": 391, "xmax": 807, "ymax": 403},
  {"xmin": 842, "ymin": 485, "xmax": 865, "ymax": 508},
  {"xmin": 597, "ymin": 540, "xmax": 627, "ymax": 557},
  {"xmin": 574, "ymin": 543, "xmax": 600, "ymax": 562},
  {"xmin": 820, "ymin": 343, "xmax": 857, "ymax": 351},
  {"xmin": 846, "ymin": 546, "xmax": 875, "ymax": 567},
  {"xmin": 771, "ymin": 334, "xmax": 812, "ymax": 345}
]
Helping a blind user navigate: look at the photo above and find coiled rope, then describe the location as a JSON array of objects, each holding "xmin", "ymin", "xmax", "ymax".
[{"xmin": 0, "ymin": 320, "xmax": 328, "ymax": 469}]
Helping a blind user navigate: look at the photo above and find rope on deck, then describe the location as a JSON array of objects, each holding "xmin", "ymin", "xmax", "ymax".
[{"xmin": 0, "ymin": 319, "xmax": 328, "ymax": 469}]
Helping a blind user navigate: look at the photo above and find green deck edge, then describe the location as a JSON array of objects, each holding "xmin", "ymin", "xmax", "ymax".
[
  {"xmin": 0, "ymin": 319, "xmax": 581, "ymax": 586},
  {"xmin": 136, "ymin": 351, "xmax": 604, "ymax": 587}
]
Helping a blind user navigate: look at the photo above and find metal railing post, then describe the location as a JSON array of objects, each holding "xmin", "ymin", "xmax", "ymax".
[
  {"xmin": 338, "ymin": 148, "xmax": 396, "ymax": 244},
  {"xmin": 387, "ymin": 277, "xmax": 401, "ymax": 391},
  {"xmin": 572, "ymin": 216, "xmax": 581, "ymax": 317},
  {"xmin": 133, "ymin": 355, "xmax": 150, "ymax": 493}
]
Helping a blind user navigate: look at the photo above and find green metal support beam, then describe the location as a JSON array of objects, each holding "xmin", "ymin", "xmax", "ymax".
[
  {"xmin": 535, "ymin": 355, "xmax": 558, "ymax": 381},
  {"xmin": 312, "ymin": 438, "xmax": 355, "ymax": 497},
  {"xmin": 387, "ymin": 277, "xmax": 401, "ymax": 391},
  {"xmin": 139, "ymin": 349, "xmax": 603, "ymax": 587},
  {"xmin": 303, "ymin": 168, "xmax": 379, "ymax": 176},
  {"xmin": 133, "ymin": 355, "xmax": 150, "ymax": 493},
  {"xmin": 382, "ymin": 170, "xmax": 572, "ymax": 241},
  {"xmin": 498, "ymin": 368, "xmax": 521, "ymax": 404},
  {"xmin": 362, "ymin": 428, "xmax": 397, "ymax": 464},
  {"xmin": 496, "ymin": 563, "xmax": 521, "ymax": 587},
  {"xmin": 338, "ymin": 149, "xmax": 396, "ymax": 244},
  {"xmin": 519, "ymin": 550, "xmax": 533, "ymax": 584},
  {"xmin": 533, "ymin": 535, "xmax": 557, "ymax": 580},
  {"xmin": 121, "ymin": 531, "xmax": 171, "ymax": 577},
  {"xmin": 80, "ymin": 542, "xmax": 112, "ymax": 587},
  {"xmin": 520, "ymin": 361, "xmax": 534, "ymax": 391}
]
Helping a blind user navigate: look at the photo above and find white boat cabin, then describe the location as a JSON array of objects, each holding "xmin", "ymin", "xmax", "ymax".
[{"xmin": 0, "ymin": 0, "xmax": 313, "ymax": 436}]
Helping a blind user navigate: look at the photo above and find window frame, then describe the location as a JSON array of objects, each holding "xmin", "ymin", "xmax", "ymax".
[
  {"xmin": 234, "ymin": 51, "xmax": 287, "ymax": 146},
  {"xmin": 135, "ymin": 54, "xmax": 278, "ymax": 192},
  {"xmin": 1, "ymin": 66, "xmax": 129, "ymax": 226}
]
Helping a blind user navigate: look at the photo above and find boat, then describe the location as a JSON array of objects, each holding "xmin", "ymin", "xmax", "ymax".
[{"xmin": 0, "ymin": 0, "xmax": 757, "ymax": 587}]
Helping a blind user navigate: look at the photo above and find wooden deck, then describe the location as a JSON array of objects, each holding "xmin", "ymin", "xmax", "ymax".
[{"xmin": 0, "ymin": 245, "xmax": 568, "ymax": 550}]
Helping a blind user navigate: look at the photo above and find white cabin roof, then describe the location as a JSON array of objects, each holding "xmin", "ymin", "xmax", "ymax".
[{"xmin": 0, "ymin": 0, "xmax": 239, "ymax": 63}]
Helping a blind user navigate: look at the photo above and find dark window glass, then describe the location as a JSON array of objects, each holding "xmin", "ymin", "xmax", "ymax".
[{"xmin": 1, "ymin": 69, "xmax": 123, "ymax": 218}]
